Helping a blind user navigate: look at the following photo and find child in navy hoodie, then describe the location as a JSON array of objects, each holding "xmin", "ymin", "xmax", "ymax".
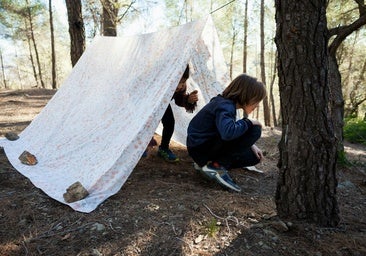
[{"xmin": 187, "ymin": 74, "xmax": 266, "ymax": 192}]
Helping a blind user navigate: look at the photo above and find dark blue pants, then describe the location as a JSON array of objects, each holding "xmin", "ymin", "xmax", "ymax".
[{"xmin": 188, "ymin": 125, "xmax": 262, "ymax": 169}]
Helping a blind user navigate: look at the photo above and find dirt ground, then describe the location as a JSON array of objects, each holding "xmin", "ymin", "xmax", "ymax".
[{"xmin": 0, "ymin": 89, "xmax": 365, "ymax": 256}]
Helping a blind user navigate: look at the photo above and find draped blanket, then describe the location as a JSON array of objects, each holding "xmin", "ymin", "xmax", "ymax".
[{"xmin": 0, "ymin": 16, "xmax": 229, "ymax": 213}]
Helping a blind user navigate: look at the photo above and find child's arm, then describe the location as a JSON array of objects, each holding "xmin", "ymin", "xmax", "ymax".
[
  {"xmin": 173, "ymin": 90, "xmax": 198, "ymax": 113},
  {"xmin": 216, "ymin": 100, "xmax": 265, "ymax": 141},
  {"xmin": 216, "ymin": 109, "xmax": 253, "ymax": 140}
]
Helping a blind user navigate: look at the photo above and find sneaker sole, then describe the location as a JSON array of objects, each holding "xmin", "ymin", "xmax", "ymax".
[
  {"xmin": 194, "ymin": 163, "xmax": 214, "ymax": 180},
  {"xmin": 195, "ymin": 166, "xmax": 214, "ymax": 181},
  {"xmin": 164, "ymin": 158, "xmax": 180, "ymax": 163},
  {"xmin": 243, "ymin": 166, "xmax": 264, "ymax": 173},
  {"xmin": 201, "ymin": 165, "xmax": 220, "ymax": 179},
  {"xmin": 213, "ymin": 172, "xmax": 241, "ymax": 192}
]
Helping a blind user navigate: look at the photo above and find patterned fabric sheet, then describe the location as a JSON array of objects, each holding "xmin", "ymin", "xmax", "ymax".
[{"xmin": 0, "ymin": 16, "xmax": 229, "ymax": 213}]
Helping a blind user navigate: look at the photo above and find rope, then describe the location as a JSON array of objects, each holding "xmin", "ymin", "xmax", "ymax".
[{"xmin": 210, "ymin": 0, "xmax": 237, "ymax": 14}]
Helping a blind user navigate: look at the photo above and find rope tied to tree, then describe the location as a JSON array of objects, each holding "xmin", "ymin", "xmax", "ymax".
[{"xmin": 210, "ymin": 0, "xmax": 237, "ymax": 14}]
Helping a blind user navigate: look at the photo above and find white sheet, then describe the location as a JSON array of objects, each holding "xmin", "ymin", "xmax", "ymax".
[{"xmin": 0, "ymin": 16, "xmax": 229, "ymax": 212}]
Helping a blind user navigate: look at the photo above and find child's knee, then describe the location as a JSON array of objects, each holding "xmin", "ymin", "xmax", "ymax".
[{"xmin": 250, "ymin": 125, "xmax": 262, "ymax": 140}]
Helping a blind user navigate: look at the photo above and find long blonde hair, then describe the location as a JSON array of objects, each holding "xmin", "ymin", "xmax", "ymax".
[{"xmin": 222, "ymin": 74, "xmax": 267, "ymax": 106}]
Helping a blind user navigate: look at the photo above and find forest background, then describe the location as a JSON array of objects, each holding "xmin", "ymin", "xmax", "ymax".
[
  {"xmin": 0, "ymin": 0, "xmax": 365, "ymax": 123},
  {"xmin": 0, "ymin": 1, "xmax": 366, "ymax": 255}
]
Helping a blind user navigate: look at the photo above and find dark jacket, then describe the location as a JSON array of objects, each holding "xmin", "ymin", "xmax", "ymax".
[{"xmin": 187, "ymin": 95, "xmax": 253, "ymax": 148}]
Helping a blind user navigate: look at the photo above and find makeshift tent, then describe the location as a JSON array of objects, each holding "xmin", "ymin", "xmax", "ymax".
[{"xmin": 0, "ymin": 15, "xmax": 229, "ymax": 213}]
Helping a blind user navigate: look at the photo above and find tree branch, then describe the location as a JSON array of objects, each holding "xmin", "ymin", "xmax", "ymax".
[
  {"xmin": 355, "ymin": 0, "xmax": 366, "ymax": 16},
  {"xmin": 328, "ymin": 0, "xmax": 366, "ymax": 55},
  {"xmin": 117, "ymin": 0, "xmax": 136, "ymax": 23}
]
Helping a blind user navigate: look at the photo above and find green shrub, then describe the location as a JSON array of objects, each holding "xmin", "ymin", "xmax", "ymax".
[
  {"xmin": 337, "ymin": 150, "xmax": 349, "ymax": 166},
  {"xmin": 343, "ymin": 118, "xmax": 366, "ymax": 145}
]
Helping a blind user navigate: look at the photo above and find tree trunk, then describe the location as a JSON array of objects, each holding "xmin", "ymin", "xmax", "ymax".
[
  {"xmin": 26, "ymin": 0, "xmax": 45, "ymax": 88},
  {"xmin": 85, "ymin": 3, "xmax": 101, "ymax": 37},
  {"xmin": 102, "ymin": 0, "xmax": 118, "ymax": 36},
  {"xmin": 343, "ymin": 33, "xmax": 358, "ymax": 105},
  {"xmin": 65, "ymin": 0, "xmax": 85, "ymax": 66},
  {"xmin": 275, "ymin": 1, "xmax": 339, "ymax": 226},
  {"xmin": 242, "ymin": 0, "xmax": 248, "ymax": 73},
  {"xmin": 24, "ymin": 19, "xmax": 39, "ymax": 87},
  {"xmin": 328, "ymin": 54, "xmax": 344, "ymax": 152},
  {"xmin": 13, "ymin": 46, "xmax": 24, "ymax": 88},
  {"xmin": 0, "ymin": 48, "xmax": 7, "ymax": 88},
  {"xmin": 260, "ymin": 0, "xmax": 271, "ymax": 126},
  {"xmin": 49, "ymin": 0, "xmax": 57, "ymax": 89},
  {"xmin": 348, "ymin": 59, "xmax": 366, "ymax": 116},
  {"xmin": 341, "ymin": 32, "xmax": 366, "ymax": 118},
  {"xmin": 229, "ymin": 27, "xmax": 236, "ymax": 80},
  {"xmin": 327, "ymin": 0, "xmax": 366, "ymax": 154},
  {"xmin": 269, "ymin": 51, "xmax": 277, "ymax": 127}
]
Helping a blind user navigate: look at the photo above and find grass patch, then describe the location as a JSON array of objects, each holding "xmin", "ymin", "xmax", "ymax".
[
  {"xmin": 205, "ymin": 218, "xmax": 220, "ymax": 237},
  {"xmin": 344, "ymin": 118, "xmax": 366, "ymax": 146}
]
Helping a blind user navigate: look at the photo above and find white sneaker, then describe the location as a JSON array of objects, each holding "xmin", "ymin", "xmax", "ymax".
[
  {"xmin": 243, "ymin": 166, "xmax": 264, "ymax": 173},
  {"xmin": 202, "ymin": 162, "xmax": 241, "ymax": 192}
]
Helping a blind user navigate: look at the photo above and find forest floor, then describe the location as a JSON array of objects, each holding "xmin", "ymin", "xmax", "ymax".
[{"xmin": 0, "ymin": 88, "xmax": 365, "ymax": 256}]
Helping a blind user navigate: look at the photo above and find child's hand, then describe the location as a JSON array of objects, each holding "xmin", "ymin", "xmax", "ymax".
[
  {"xmin": 188, "ymin": 90, "xmax": 199, "ymax": 104},
  {"xmin": 251, "ymin": 145, "xmax": 264, "ymax": 162}
]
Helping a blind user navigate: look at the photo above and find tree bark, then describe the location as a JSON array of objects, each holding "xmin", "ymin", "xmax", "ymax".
[
  {"xmin": 328, "ymin": 55, "xmax": 344, "ymax": 150},
  {"xmin": 65, "ymin": 0, "xmax": 85, "ymax": 66},
  {"xmin": 101, "ymin": 0, "xmax": 118, "ymax": 36},
  {"xmin": 275, "ymin": 1, "xmax": 339, "ymax": 226}
]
